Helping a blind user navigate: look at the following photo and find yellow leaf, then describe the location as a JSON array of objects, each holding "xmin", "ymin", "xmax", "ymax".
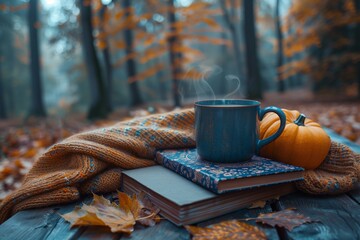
[
  {"xmin": 118, "ymin": 192, "xmax": 140, "ymax": 218},
  {"xmin": 81, "ymin": 194, "xmax": 136, "ymax": 233},
  {"xmin": 62, "ymin": 206, "xmax": 106, "ymax": 227},
  {"xmin": 185, "ymin": 220, "xmax": 266, "ymax": 240},
  {"xmin": 61, "ymin": 192, "xmax": 159, "ymax": 234}
]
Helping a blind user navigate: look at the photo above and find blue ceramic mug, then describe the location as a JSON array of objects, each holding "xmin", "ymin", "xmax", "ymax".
[{"xmin": 195, "ymin": 99, "xmax": 286, "ymax": 163}]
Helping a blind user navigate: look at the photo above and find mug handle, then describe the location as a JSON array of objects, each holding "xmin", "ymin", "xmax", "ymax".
[{"xmin": 256, "ymin": 106, "xmax": 286, "ymax": 154}]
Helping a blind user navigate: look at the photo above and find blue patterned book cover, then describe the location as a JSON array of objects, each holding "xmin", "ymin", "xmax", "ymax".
[{"xmin": 155, "ymin": 148, "xmax": 304, "ymax": 194}]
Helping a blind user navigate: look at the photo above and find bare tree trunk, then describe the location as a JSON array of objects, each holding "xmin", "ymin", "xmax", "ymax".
[
  {"xmin": 154, "ymin": 57, "xmax": 167, "ymax": 102},
  {"xmin": 123, "ymin": 0, "xmax": 143, "ymax": 107},
  {"xmin": 7, "ymin": 39, "xmax": 15, "ymax": 116},
  {"xmin": 243, "ymin": 0, "xmax": 262, "ymax": 99},
  {"xmin": 0, "ymin": 48, "xmax": 6, "ymax": 119},
  {"xmin": 275, "ymin": 0, "xmax": 285, "ymax": 92},
  {"xmin": 28, "ymin": 0, "xmax": 46, "ymax": 117},
  {"xmin": 355, "ymin": 0, "xmax": 360, "ymax": 98},
  {"xmin": 168, "ymin": 0, "xmax": 182, "ymax": 107},
  {"xmin": 100, "ymin": 4, "xmax": 113, "ymax": 111},
  {"xmin": 219, "ymin": 0, "xmax": 242, "ymax": 78},
  {"xmin": 79, "ymin": 0, "xmax": 109, "ymax": 119}
]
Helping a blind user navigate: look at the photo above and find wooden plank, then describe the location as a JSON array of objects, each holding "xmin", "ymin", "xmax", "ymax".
[
  {"xmin": 277, "ymin": 192, "xmax": 360, "ymax": 240},
  {"xmin": 348, "ymin": 183, "xmax": 360, "ymax": 204},
  {"xmin": 44, "ymin": 216, "xmax": 84, "ymax": 240},
  {"xmin": 196, "ymin": 204, "xmax": 280, "ymax": 240},
  {"xmin": 121, "ymin": 220, "xmax": 189, "ymax": 240},
  {"xmin": 78, "ymin": 227, "xmax": 120, "ymax": 240},
  {"xmin": 0, "ymin": 200, "xmax": 87, "ymax": 240},
  {"xmin": 0, "ymin": 206, "xmax": 64, "ymax": 240},
  {"xmin": 44, "ymin": 203, "xmax": 85, "ymax": 240}
]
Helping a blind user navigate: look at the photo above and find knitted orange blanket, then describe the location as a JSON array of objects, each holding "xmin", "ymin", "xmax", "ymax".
[{"xmin": 0, "ymin": 109, "xmax": 359, "ymax": 223}]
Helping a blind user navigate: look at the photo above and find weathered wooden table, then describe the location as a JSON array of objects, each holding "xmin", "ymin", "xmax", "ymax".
[{"xmin": 1, "ymin": 129, "xmax": 359, "ymax": 240}]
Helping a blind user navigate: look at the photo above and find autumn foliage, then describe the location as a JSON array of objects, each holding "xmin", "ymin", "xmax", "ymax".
[
  {"xmin": 91, "ymin": 0, "xmax": 230, "ymax": 82},
  {"xmin": 280, "ymin": 0, "xmax": 360, "ymax": 92}
]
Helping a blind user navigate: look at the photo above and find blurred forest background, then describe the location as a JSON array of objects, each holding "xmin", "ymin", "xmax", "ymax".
[
  {"xmin": 0, "ymin": 0, "xmax": 360, "ymax": 199},
  {"xmin": 0, "ymin": 0, "xmax": 359, "ymax": 119}
]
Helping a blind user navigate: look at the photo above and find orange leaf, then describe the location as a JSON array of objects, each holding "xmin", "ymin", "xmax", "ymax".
[
  {"xmin": 92, "ymin": 16, "xmax": 100, "ymax": 28},
  {"xmin": 22, "ymin": 148, "xmax": 37, "ymax": 158},
  {"xmin": 201, "ymin": 17, "xmax": 221, "ymax": 29},
  {"xmin": 97, "ymin": 40, "xmax": 107, "ymax": 50},
  {"xmin": 114, "ymin": 10, "xmax": 125, "ymax": 20},
  {"xmin": 185, "ymin": 220, "xmax": 266, "ymax": 240},
  {"xmin": 114, "ymin": 40, "xmax": 126, "ymax": 49},
  {"xmin": 61, "ymin": 192, "xmax": 159, "ymax": 234},
  {"xmin": 1, "ymin": 166, "xmax": 13, "ymax": 175},
  {"xmin": 8, "ymin": 149, "xmax": 22, "ymax": 157},
  {"xmin": 14, "ymin": 159, "xmax": 24, "ymax": 168}
]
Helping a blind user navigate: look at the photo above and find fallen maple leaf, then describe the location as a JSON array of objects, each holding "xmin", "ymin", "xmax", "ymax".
[
  {"xmin": 61, "ymin": 192, "xmax": 159, "ymax": 233},
  {"xmin": 185, "ymin": 220, "xmax": 266, "ymax": 240},
  {"xmin": 246, "ymin": 208, "xmax": 313, "ymax": 231},
  {"xmin": 61, "ymin": 206, "xmax": 106, "ymax": 226}
]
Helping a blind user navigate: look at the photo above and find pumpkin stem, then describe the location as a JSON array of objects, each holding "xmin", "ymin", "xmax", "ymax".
[{"xmin": 294, "ymin": 114, "xmax": 306, "ymax": 126}]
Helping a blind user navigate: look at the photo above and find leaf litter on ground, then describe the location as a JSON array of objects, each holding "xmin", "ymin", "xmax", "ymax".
[
  {"xmin": 0, "ymin": 107, "xmax": 168, "ymax": 201},
  {"xmin": 61, "ymin": 191, "xmax": 160, "ymax": 233},
  {"xmin": 185, "ymin": 208, "xmax": 315, "ymax": 239}
]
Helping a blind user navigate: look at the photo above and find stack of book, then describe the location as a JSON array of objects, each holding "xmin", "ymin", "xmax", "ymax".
[{"xmin": 121, "ymin": 148, "xmax": 303, "ymax": 226}]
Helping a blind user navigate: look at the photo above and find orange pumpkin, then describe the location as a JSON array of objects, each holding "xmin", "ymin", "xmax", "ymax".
[{"xmin": 259, "ymin": 109, "xmax": 331, "ymax": 170}]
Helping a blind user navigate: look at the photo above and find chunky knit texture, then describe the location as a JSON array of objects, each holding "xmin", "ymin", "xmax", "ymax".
[
  {"xmin": 0, "ymin": 108, "xmax": 359, "ymax": 223},
  {"xmin": 296, "ymin": 141, "xmax": 360, "ymax": 194}
]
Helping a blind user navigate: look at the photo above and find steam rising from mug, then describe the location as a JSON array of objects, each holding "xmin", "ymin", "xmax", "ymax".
[
  {"xmin": 179, "ymin": 63, "xmax": 243, "ymax": 102},
  {"xmin": 224, "ymin": 74, "xmax": 241, "ymax": 99},
  {"xmin": 193, "ymin": 65, "xmax": 219, "ymax": 101}
]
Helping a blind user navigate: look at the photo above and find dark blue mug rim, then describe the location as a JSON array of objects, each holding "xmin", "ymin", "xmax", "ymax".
[{"xmin": 195, "ymin": 99, "xmax": 261, "ymax": 108}]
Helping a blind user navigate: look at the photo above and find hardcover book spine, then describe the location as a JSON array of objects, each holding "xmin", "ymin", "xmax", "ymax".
[{"xmin": 155, "ymin": 152, "xmax": 221, "ymax": 194}]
